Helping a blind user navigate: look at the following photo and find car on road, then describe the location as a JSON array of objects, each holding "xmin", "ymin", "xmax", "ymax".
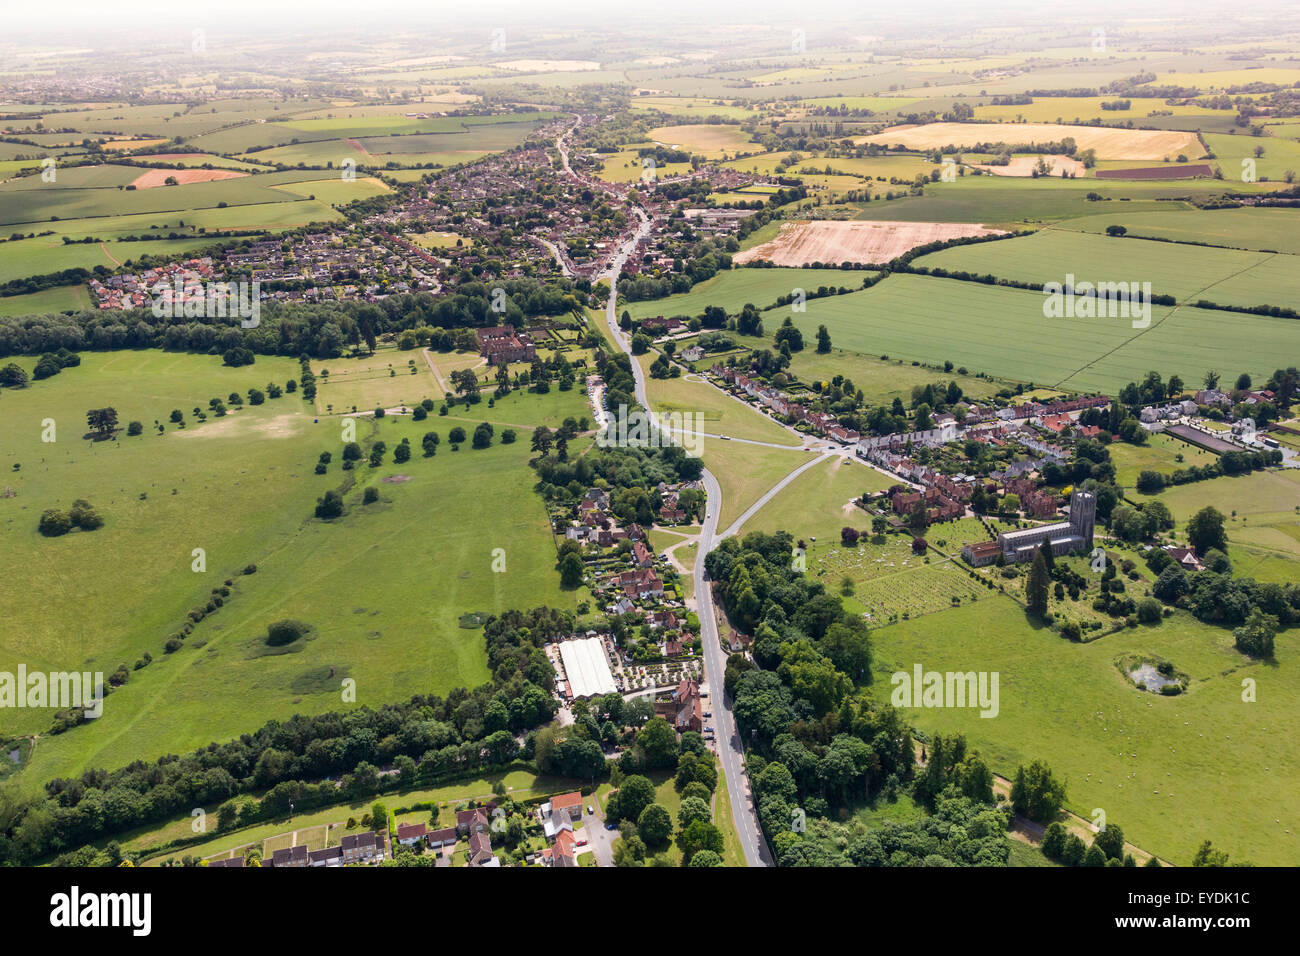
[
  {"xmin": 703, "ymin": 711, "xmax": 712, "ymax": 717},
  {"xmin": 587, "ymin": 805, "xmax": 594, "ymax": 815},
  {"xmin": 719, "ymin": 435, "xmax": 731, "ymax": 440}
]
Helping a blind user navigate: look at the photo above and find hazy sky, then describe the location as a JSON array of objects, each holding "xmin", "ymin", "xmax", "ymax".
[{"xmin": 4, "ymin": 0, "xmax": 1289, "ymax": 42}]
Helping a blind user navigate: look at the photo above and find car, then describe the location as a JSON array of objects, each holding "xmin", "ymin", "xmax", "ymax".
[
  {"xmin": 605, "ymin": 822, "xmax": 617, "ymax": 830},
  {"xmin": 703, "ymin": 711, "xmax": 712, "ymax": 718},
  {"xmin": 586, "ymin": 805, "xmax": 594, "ymax": 815}
]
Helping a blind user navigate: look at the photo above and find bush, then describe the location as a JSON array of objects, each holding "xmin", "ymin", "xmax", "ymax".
[
  {"xmin": 363, "ymin": 487, "xmax": 379, "ymax": 504},
  {"xmin": 38, "ymin": 509, "xmax": 72, "ymax": 536},
  {"xmin": 266, "ymin": 619, "xmax": 310, "ymax": 646},
  {"xmin": 127, "ymin": 421, "xmax": 143, "ymax": 436}
]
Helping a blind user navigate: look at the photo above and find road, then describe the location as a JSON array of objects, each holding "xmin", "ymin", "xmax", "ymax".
[{"xmin": 593, "ymin": 209, "xmax": 773, "ymax": 867}]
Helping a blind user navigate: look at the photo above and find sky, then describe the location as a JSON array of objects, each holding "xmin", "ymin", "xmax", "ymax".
[{"xmin": 4, "ymin": 0, "xmax": 1290, "ymax": 42}]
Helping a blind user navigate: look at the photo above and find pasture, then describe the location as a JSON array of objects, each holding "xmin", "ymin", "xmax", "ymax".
[
  {"xmin": 868, "ymin": 596, "xmax": 1300, "ymax": 866},
  {"xmin": 0, "ymin": 350, "xmax": 577, "ymax": 790}
]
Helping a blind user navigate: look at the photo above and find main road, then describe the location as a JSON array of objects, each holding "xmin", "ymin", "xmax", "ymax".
[{"xmin": 593, "ymin": 208, "xmax": 776, "ymax": 866}]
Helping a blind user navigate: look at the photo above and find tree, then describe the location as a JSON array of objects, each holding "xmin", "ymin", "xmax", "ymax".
[
  {"xmin": 530, "ymin": 426, "xmax": 554, "ymax": 456},
  {"xmin": 688, "ymin": 849, "xmax": 723, "ymax": 867},
  {"xmin": 636, "ymin": 717, "xmax": 679, "ymax": 771},
  {"xmin": 472, "ymin": 422, "xmax": 494, "ymax": 449},
  {"xmin": 678, "ymin": 796, "xmax": 712, "ymax": 829},
  {"xmin": 38, "ymin": 509, "xmax": 72, "ymax": 537},
  {"xmin": 1094, "ymin": 821, "xmax": 1125, "ymax": 860},
  {"xmin": 1233, "ymin": 607, "xmax": 1277, "ymax": 658},
  {"xmin": 636, "ymin": 804, "xmax": 672, "ymax": 846},
  {"xmin": 448, "ymin": 426, "xmax": 466, "ymax": 447},
  {"xmin": 558, "ymin": 552, "xmax": 584, "ymax": 589},
  {"xmin": 1041, "ymin": 821, "xmax": 1068, "ymax": 859},
  {"xmin": 314, "ymin": 490, "xmax": 344, "ymax": 519},
  {"xmin": 612, "ymin": 775, "xmax": 655, "ymax": 823},
  {"xmin": 1025, "ymin": 549, "xmax": 1050, "ymax": 618},
  {"xmin": 0, "ymin": 363, "xmax": 29, "ymax": 387},
  {"xmin": 1010, "ymin": 759, "xmax": 1067, "ymax": 823},
  {"xmin": 816, "ymin": 324, "xmax": 832, "ymax": 353},
  {"xmin": 677, "ymin": 819, "xmax": 724, "ymax": 863},
  {"xmin": 1186, "ymin": 506, "xmax": 1228, "ymax": 556},
  {"xmin": 1191, "ymin": 840, "xmax": 1230, "ymax": 867},
  {"xmin": 86, "ymin": 407, "xmax": 119, "ymax": 438}
]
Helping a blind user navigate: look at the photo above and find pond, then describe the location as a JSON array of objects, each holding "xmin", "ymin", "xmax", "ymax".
[{"xmin": 1130, "ymin": 663, "xmax": 1178, "ymax": 693}]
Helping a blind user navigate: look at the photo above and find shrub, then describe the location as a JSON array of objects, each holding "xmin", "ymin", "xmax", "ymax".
[
  {"xmin": 127, "ymin": 421, "xmax": 143, "ymax": 436},
  {"xmin": 266, "ymin": 619, "xmax": 310, "ymax": 646},
  {"xmin": 38, "ymin": 509, "xmax": 72, "ymax": 536},
  {"xmin": 363, "ymin": 487, "xmax": 379, "ymax": 504}
]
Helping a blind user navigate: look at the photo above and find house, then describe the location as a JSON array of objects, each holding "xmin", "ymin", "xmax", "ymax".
[
  {"xmin": 272, "ymin": 845, "xmax": 309, "ymax": 868},
  {"xmin": 457, "ymin": 807, "xmax": 491, "ymax": 836},
  {"xmin": 341, "ymin": 831, "xmax": 384, "ymax": 864},
  {"xmin": 961, "ymin": 540, "xmax": 1003, "ymax": 567},
  {"xmin": 728, "ymin": 630, "xmax": 752, "ymax": 653},
  {"xmin": 308, "ymin": 846, "xmax": 344, "ymax": 867},
  {"xmin": 680, "ymin": 345, "xmax": 705, "ymax": 363},
  {"xmin": 396, "ymin": 822, "xmax": 428, "ymax": 847},
  {"xmin": 1165, "ymin": 546, "xmax": 1203, "ymax": 571},
  {"xmin": 208, "ymin": 856, "xmax": 245, "ymax": 868},
  {"xmin": 427, "ymin": 826, "xmax": 459, "ymax": 850},
  {"xmin": 632, "ymin": 540, "xmax": 654, "ymax": 567},
  {"xmin": 654, "ymin": 678, "xmax": 703, "ymax": 733},
  {"xmin": 467, "ymin": 830, "xmax": 497, "ymax": 867},
  {"xmin": 616, "ymin": 568, "xmax": 664, "ymax": 600},
  {"xmin": 539, "ymin": 791, "xmax": 583, "ymax": 839},
  {"xmin": 476, "ymin": 326, "xmax": 537, "ymax": 366},
  {"xmin": 541, "ymin": 828, "xmax": 579, "ymax": 867}
]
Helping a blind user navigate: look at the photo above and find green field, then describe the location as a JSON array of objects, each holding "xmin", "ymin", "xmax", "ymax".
[
  {"xmin": 869, "ymin": 595, "xmax": 1299, "ymax": 865},
  {"xmin": 621, "ymin": 267, "xmax": 862, "ymax": 321},
  {"xmin": 1062, "ymin": 207, "xmax": 1300, "ymax": 254},
  {"xmin": 783, "ymin": 272, "xmax": 1300, "ymax": 394},
  {"xmin": 0, "ymin": 284, "xmax": 91, "ymax": 316},
  {"xmin": 914, "ymin": 229, "xmax": 1293, "ymax": 306},
  {"xmin": 0, "ymin": 350, "xmax": 576, "ymax": 789}
]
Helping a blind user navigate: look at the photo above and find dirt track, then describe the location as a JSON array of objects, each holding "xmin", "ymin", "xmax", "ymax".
[{"xmin": 734, "ymin": 219, "xmax": 1005, "ymax": 267}]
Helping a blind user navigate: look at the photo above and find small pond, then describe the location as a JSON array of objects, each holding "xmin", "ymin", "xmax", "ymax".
[{"xmin": 1130, "ymin": 663, "xmax": 1178, "ymax": 692}]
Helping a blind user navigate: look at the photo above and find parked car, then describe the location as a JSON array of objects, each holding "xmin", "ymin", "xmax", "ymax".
[{"xmin": 586, "ymin": 805, "xmax": 594, "ymax": 815}]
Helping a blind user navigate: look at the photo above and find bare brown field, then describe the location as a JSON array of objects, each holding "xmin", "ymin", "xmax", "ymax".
[
  {"xmin": 859, "ymin": 122, "xmax": 1203, "ymax": 161},
  {"xmin": 969, "ymin": 154, "xmax": 1086, "ymax": 177},
  {"xmin": 129, "ymin": 167, "xmax": 248, "ymax": 189},
  {"xmin": 733, "ymin": 219, "xmax": 1004, "ymax": 266}
]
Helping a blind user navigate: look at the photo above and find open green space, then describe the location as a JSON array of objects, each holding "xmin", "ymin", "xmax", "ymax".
[
  {"xmin": 868, "ymin": 595, "xmax": 1299, "ymax": 865},
  {"xmin": 0, "ymin": 350, "xmax": 575, "ymax": 790}
]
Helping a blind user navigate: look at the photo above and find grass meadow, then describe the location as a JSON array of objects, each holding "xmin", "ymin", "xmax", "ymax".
[
  {"xmin": 0, "ymin": 350, "xmax": 577, "ymax": 790},
  {"xmin": 868, "ymin": 595, "xmax": 1299, "ymax": 866}
]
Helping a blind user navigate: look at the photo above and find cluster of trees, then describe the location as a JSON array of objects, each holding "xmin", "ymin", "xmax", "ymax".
[
  {"xmin": 774, "ymin": 788, "xmax": 1012, "ymax": 867},
  {"xmin": 533, "ymin": 440, "xmax": 703, "ymax": 525},
  {"xmin": 0, "ymin": 607, "xmax": 568, "ymax": 865},
  {"xmin": 703, "ymin": 531, "xmax": 923, "ymax": 856},
  {"xmin": 1041, "ymin": 818, "xmax": 1151, "ymax": 867},
  {"xmin": 38, "ymin": 499, "xmax": 104, "ymax": 537},
  {"xmin": 0, "ymin": 280, "xmax": 588, "ymax": 361}
]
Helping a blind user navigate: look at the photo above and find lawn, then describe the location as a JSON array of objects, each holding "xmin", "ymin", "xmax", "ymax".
[
  {"xmin": 638, "ymin": 354, "xmax": 801, "ymax": 446},
  {"xmin": 785, "ymin": 348, "xmax": 1002, "ymax": 406},
  {"xmin": 868, "ymin": 595, "xmax": 1300, "ymax": 865},
  {"xmin": 703, "ymin": 440, "xmax": 813, "ymax": 532},
  {"xmin": 1108, "ymin": 432, "xmax": 1219, "ymax": 488},
  {"xmin": 0, "ymin": 350, "xmax": 575, "ymax": 790},
  {"xmin": 1063, "ymin": 207, "xmax": 1300, "ymax": 255}
]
